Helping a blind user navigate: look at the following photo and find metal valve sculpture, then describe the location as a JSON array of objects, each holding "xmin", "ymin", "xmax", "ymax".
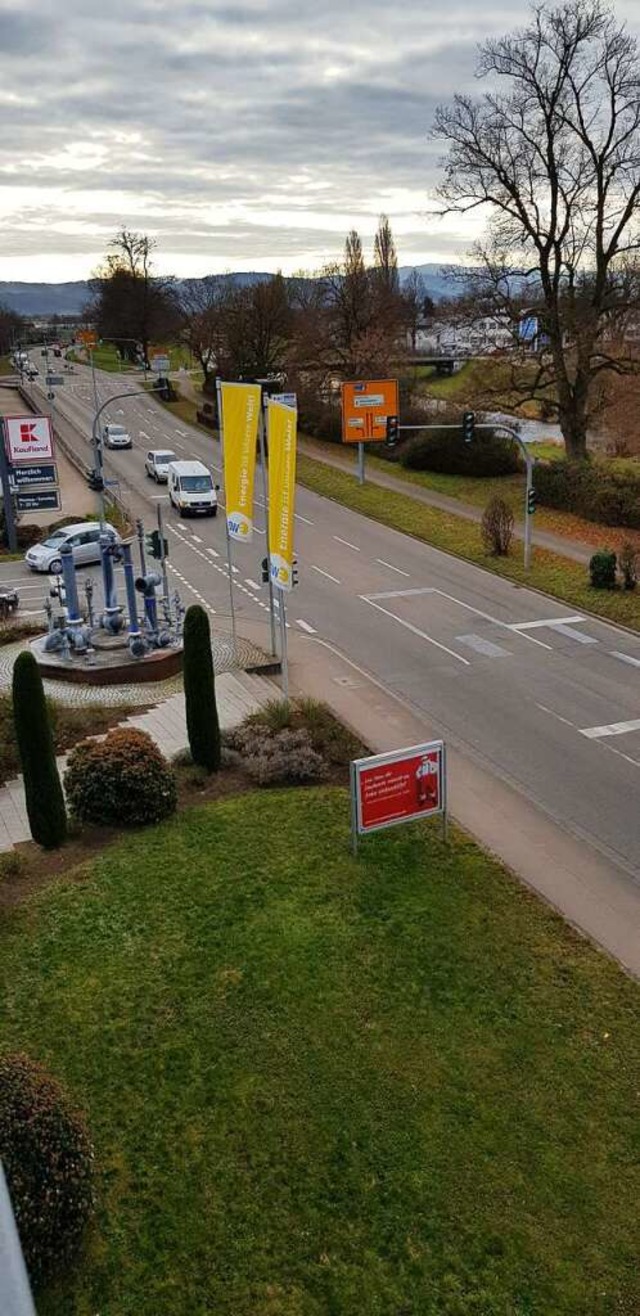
[{"xmin": 43, "ymin": 524, "xmax": 183, "ymax": 662}]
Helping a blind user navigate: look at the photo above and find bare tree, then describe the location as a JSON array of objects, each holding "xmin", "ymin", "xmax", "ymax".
[
  {"xmin": 90, "ymin": 228, "xmax": 180, "ymax": 365},
  {"xmin": 180, "ymin": 278, "xmax": 229, "ymax": 391},
  {"xmin": 433, "ymin": 1, "xmax": 640, "ymax": 460}
]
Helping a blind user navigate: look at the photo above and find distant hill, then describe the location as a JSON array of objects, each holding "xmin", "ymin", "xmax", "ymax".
[{"xmin": 0, "ymin": 264, "xmax": 471, "ymax": 318}]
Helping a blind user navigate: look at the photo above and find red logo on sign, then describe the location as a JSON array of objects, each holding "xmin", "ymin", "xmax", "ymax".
[{"xmin": 20, "ymin": 422, "xmax": 38, "ymax": 443}]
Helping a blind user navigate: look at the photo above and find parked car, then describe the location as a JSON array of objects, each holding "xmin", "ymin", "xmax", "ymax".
[
  {"xmin": 25, "ymin": 364, "xmax": 39, "ymax": 379},
  {"xmin": 25, "ymin": 522, "xmax": 122, "ymax": 574},
  {"xmin": 145, "ymin": 449, "xmax": 177, "ymax": 482},
  {"xmin": 167, "ymin": 460, "xmax": 218, "ymax": 517},
  {"xmin": 103, "ymin": 423, "xmax": 132, "ymax": 450}
]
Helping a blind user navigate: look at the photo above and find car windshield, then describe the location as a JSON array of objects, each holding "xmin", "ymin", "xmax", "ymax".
[
  {"xmin": 181, "ymin": 475, "xmax": 212, "ymax": 492},
  {"xmin": 108, "ymin": 425, "xmax": 127, "ymax": 436},
  {"xmin": 156, "ymin": 452, "xmax": 176, "ymax": 464},
  {"xmin": 42, "ymin": 532, "xmax": 66, "ymax": 548}
]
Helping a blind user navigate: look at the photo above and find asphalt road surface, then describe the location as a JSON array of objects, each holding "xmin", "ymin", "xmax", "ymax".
[{"xmin": 7, "ymin": 358, "xmax": 640, "ymax": 880}]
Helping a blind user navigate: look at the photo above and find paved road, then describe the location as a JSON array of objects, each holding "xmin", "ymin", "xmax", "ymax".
[{"xmin": 7, "ymin": 358, "xmax": 640, "ymax": 880}]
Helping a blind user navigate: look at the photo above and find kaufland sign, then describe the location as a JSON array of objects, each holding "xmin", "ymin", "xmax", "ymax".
[{"xmin": 4, "ymin": 415, "xmax": 55, "ymax": 464}]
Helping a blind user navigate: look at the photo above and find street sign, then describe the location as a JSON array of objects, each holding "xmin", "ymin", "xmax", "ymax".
[
  {"xmin": 45, "ymin": 374, "xmax": 64, "ymax": 387},
  {"xmin": 341, "ymin": 379, "xmax": 399, "ymax": 443},
  {"xmin": 151, "ymin": 355, "xmax": 170, "ymax": 375},
  {"xmin": 10, "ymin": 463, "xmax": 58, "ymax": 489},
  {"xmin": 350, "ymin": 741, "xmax": 446, "ymax": 849},
  {"xmin": 4, "ymin": 416, "xmax": 54, "ymax": 464},
  {"xmin": 272, "ymin": 392, "xmax": 297, "ymax": 409},
  {"xmin": 16, "ymin": 490, "xmax": 61, "ymax": 513},
  {"xmin": 77, "ymin": 330, "xmax": 97, "ymax": 347}
]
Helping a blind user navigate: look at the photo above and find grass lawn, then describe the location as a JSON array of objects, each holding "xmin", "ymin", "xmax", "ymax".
[
  {"xmin": 418, "ymin": 359, "xmax": 554, "ymax": 420},
  {"xmin": 298, "ymin": 453, "xmax": 640, "ymax": 631},
  {"xmin": 0, "ymin": 353, "xmax": 14, "ymax": 375},
  {"xmin": 2, "ymin": 787, "xmax": 640, "ymax": 1314}
]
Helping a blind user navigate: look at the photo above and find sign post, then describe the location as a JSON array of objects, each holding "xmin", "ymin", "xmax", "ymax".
[
  {"xmin": 350, "ymin": 740, "xmax": 447, "ymax": 855},
  {"xmin": 341, "ymin": 379, "xmax": 399, "ymax": 485},
  {"xmin": 0, "ymin": 420, "xmax": 17, "ymax": 553}
]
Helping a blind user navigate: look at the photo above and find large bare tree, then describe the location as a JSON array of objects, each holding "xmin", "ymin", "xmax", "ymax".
[
  {"xmin": 90, "ymin": 228, "xmax": 179, "ymax": 366},
  {"xmin": 433, "ymin": 1, "xmax": 640, "ymax": 460}
]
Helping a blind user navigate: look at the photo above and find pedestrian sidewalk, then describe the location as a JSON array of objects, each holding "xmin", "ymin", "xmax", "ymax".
[
  {"xmin": 298, "ymin": 436, "xmax": 598, "ymax": 565},
  {"xmin": 0, "ymin": 670, "xmax": 274, "ymax": 853}
]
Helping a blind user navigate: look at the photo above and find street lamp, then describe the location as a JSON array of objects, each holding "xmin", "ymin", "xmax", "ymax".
[{"xmin": 90, "ymin": 389, "xmax": 150, "ymax": 528}]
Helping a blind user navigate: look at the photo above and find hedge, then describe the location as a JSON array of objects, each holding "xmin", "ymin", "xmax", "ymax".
[{"xmin": 534, "ymin": 460, "xmax": 640, "ymax": 529}]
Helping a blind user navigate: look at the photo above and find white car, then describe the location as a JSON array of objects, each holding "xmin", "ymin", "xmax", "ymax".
[
  {"xmin": 25, "ymin": 522, "xmax": 122, "ymax": 574},
  {"xmin": 25, "ymin": 364, "xmax": 39, "ymax": 379},
  {"xmin": 103, "ymin": 423, "xmax": 132, "ymax": 449},
  {"xmin": 145, "ymin": 448, "xmax": 177, "ymax": 482},
  {"xmin": 168, "ymin": 460, "xmax": 218, "ymax": 516}
]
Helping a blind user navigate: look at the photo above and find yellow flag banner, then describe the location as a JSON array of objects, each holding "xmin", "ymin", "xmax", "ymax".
[
  {"xmin": 267, "ymin": 398, "xmax": 297, "ymax": 591},
  {"xmin": 220, "ymin": 381, "xmax": 261, "ymax": 541}
]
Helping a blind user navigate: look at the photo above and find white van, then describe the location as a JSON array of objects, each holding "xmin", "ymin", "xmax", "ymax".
[{"xmin": 168, "ymin": 460, "xmax": 218, "ymax": 517}]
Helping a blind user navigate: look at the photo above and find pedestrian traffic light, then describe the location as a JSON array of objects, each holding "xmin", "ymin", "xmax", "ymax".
[
  {"xmin": 386, "ymin": 414, "xmax": 399, "ymax": 448},
  {"xmin": 462, "ymin": 412, "xmax": 475, "ymax": 444},
  {"xmin": 87, "ymin": 468, "xmax": 104, "ymax": 492},
  {"xmin": 145, "ymin": 530, "xmax": 167, "ymax": 560},
  {"xmin": 292, "ymin": 555, "xmax": 299, "ymax": 587},
  {"xmin": 527, "ymin": 485, "xmax": 536, "ymax": 515},
  {"xmin": 261, "ymin": 556, "xmax": 269, "ymax": 583}
]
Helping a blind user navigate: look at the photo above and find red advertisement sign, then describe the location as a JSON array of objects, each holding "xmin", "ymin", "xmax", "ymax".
[{"xmin": 352, "ymin": 742, "xmax": 445, "ymax": 835}]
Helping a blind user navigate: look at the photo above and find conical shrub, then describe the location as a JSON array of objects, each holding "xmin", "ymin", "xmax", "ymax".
[
  {"xmin": 12, "ymin": 650, "xmax": 67, "ymax": 848},
  {"xmin": 183, "ymin": 605, "xmax": 221, "ymax": 771}
]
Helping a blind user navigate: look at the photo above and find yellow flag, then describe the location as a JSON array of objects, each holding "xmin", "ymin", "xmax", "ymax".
[
  {"xmin": 219, "ymin": 382, "xmax": 261, "ymax": 541},
  {"xmin": 267, "ymin": 398, "xmax": 297, "ymax": 591}
]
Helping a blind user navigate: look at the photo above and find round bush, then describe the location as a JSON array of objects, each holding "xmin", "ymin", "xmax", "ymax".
[
  {"xmin": 589, "ymin": 549, "xmax": 617, "ymax": 590},
  {"xmin": 400, "ymin": 426, "xmax": 522, "ymax": 476},
  {"xmin": 0, "ymin": 1053, "xmax": 94, "ymax": 1287},
  {"xmin": 64, "ymin": 727, "xmax": 177, "ymax": 826}
]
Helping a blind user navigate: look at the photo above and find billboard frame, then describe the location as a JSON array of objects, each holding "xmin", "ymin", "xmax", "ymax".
[{"xmin": 350, "ymin": 740, "xmax": 447, "ymax": 854}]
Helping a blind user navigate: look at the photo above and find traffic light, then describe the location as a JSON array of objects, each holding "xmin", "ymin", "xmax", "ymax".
[
  {"xmin": 261, "ymin": 556, "xmax": 269, "ymax": 583},
  {"xmin": 527, "ymin": 485, "xmax": 536, "ymax": 515},
  {"xmin": 292, "ymin": 555, "xmax": 299, "ymax": 587},
  {"xmin": 145, "ymin": 530, "xmax": 167, "ymax": 560},
  {"xmin": 462, "ymin": 412, "xmax": 475, "ymax": 444},
  {"xmin": 386, "ymin": 414, "xmax": 399, "ymax": 448},
  {"xmin": 87, "ymin": 469, "xmax": 104, "ymax": 492}
]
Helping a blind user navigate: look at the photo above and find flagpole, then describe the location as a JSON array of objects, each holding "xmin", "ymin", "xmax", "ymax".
[
  {"xmin": 259, "ymin": 404, "xmax": 277, "ymax": 656},
  {"xmin": 216, "ymin": 378, "xmax": 238, "ymax": 658}
]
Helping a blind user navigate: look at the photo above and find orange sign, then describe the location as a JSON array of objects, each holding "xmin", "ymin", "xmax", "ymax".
[
  {"xmin": 341, "ymin": 378, "xmax": 399, "ymax": 444},
  {"xmin": 77, "ymin": 330, "xmax": 97, "ymax": 347}
]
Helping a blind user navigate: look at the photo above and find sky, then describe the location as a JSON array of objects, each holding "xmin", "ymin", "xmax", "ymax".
[{"xmin": 0, "ymin": 0, "xmax": 638, "ymax": 283}]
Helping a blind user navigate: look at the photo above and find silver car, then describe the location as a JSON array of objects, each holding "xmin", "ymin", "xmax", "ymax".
[
  {"xmin": 103, "ymin": 423, "xmax": 132, "ymax": 449},
  {"xmin": 25, "ymin": 522, "xmax": 122, "ymax": 574},
  {"xmin": 145, "ymin": 448, "xmax": 177, "ymax": 482}
]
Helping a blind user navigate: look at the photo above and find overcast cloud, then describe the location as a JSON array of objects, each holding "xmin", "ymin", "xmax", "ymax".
[{"xmin": 0, "ymin": 0, "xmax": 638, "ymax": 280}]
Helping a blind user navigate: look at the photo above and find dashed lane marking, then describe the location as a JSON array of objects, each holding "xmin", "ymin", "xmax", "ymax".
[
  {"xmin": 333, "ymin": 535, "xmax": 360, "ymax": 551},
  {"xmin": 311, "ymin": 565, "xmax": 341, "ymax": 585},
  {"xmin": 360, "ymin": 596, "xmax": 470, "ymax": 666},
  {"xmin": 296, "ymin": 619, "xmax": 317, "ymax": 634},
  {"xmin": 610, "ymin": 651, "xmax": 640, "ymax": 669},
  {"xmin": 376, "ymin": 558, "xmax": 410, "ymax": 577},
  {"xmin": 580, "ymin": 717, "xmax": 640, "ymax": 740}
]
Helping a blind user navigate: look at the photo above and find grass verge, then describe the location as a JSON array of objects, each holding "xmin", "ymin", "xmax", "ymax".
[
  {"xmin": 0, "ymin": 695, "xmax": 140, "ymax": 788},
  {"xmin": 1, "ymin": 787, "xmax": 639, "ymax": 1314},
  {"xmin": 297, "ymin": 453, "xmax": 640, "ymax": 631}
]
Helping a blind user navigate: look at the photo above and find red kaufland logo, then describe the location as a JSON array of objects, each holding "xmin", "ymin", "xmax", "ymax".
[
  {"xmin": 20, "ymin": 422, "xmax": 38, "ymax": 443},
  {"xmin": 5, "ymin": 415, "xmax": 55, "ymax": 464}
]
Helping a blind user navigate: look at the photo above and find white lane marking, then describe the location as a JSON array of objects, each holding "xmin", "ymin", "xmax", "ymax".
[
  {"xmin": 333, "ymin": 535, "xmax": 360, "ymax": 551},
  {"xmin": 175, "ymin": 428, "xmax": 187, "ymax": 437},
  {"xmin": 140, "ymin": 430, "xmax": 151, "ymax": 441},
  {"xmin": 580, "ymin": 718, "xmax": 640, "ymax": 739},
  {"xmin": 610, "ymin": 651, "xmax": 640, "ymax": 669},
  {"xmin": 296, "ymin": 618, "xmax": 317, "ymax": 634},
  {"xmin": 191, "ymin": 535, "xmax": 202, "ymax": 543},
  {"xmin": 552, "ymin": 624, "xmax": 597, "ymax": 645},
  {"xmin": 457, "ymin": 633, "xmax": 511, "ymax": 658},
  {"xmin": 363, "ymin": 585, "xmax": 553, "ymax": 651},
  {"xmin": 311, "ymin": 565, "xmax": 341, "ymax": 585},
  {"xmin": 255, "ymin": 526, "xmax": 266, "ymax": 536},
  {"xmin": 376, "ymin": 558, "xmax": 410, "ymax": 577},
  {"xmin": 510, "ymin": 615, "xmax": 584, "ymax": 631},
  {"xmin": 601, "ymin": 744, "xmax": 640, "ymax": 768},
  {"xmin": 536, "ymin": 702, "xmax": 576, "ymax": 728},
  {"xmin": 360, "ymin": 597, "xmax": 470, "ymax": 666},
  {"xmin": 245, "ymin": 578, "xmax": 260, "ymax": 590},
  {"xmin": 295, "ymin": 513, "xmax": 314, "ymax": 525}
]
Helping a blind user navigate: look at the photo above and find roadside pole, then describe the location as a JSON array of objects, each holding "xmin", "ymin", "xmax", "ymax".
[
  {"xmin": 215, "ymin": 379, "xmax": 238, "ymax": 658},
  {"xmin": 258, "ymin": 406, "xmax": 278, "ymax": 656},
  {"xmin": 357, "ymin": 441, "xmax": 365, "ymax": 485},
  {"xmin": 523, "ymin": 452, "xmax": 534, "ymax": 573},
  {"xmin": 156, "ymin": 502, "xmax": 171, "ymax": 615},
  {"xmin": 0, "ymin": 1163, "xmax": 36, "ymax": 1316},
  {"xmin": 135, "ymin": 518, "xmax": 147, "ymax": 575},
  {"xmin": 0, "ymin": 420, "xmax": 18, "ymax": 553},
  {"xmin": 279, "ymin": 591, "xmax": 289, "ymax": 700}
]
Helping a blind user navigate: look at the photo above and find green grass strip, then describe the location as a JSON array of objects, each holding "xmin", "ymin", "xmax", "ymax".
[{"xmin": 297, "ymin": 453, "xmax": 640, "ymax": 631}]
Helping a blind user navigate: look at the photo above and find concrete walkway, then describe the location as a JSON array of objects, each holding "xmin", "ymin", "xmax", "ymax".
[{"xmin": 0, "ymin": 670, "xmax": 274, "ymax": 853}]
